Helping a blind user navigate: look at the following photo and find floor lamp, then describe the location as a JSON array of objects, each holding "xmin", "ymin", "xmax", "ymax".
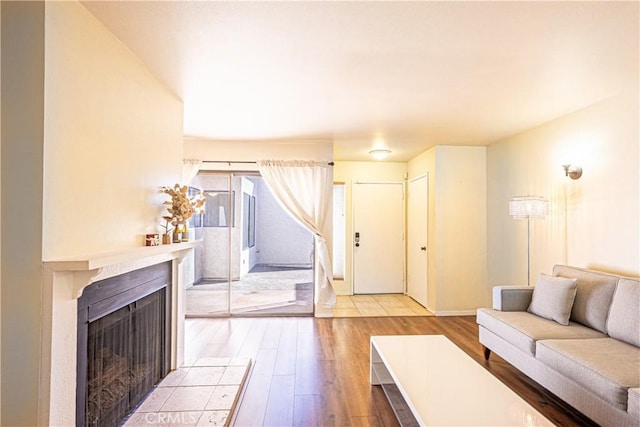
[{"xmin": 509, "ymin": 196, "xmax": 548, "ymax": 286}]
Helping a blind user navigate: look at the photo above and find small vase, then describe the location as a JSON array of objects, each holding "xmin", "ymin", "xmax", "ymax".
[
  {"xmin": 172, "ymin": 231, "xmax": 181, "ymax": 243},
  {"xmin": 162, "ymin": 234, "xmax": 171, "ymax": 245},
  {"xmin": 181, "ymin": 225, "xmax": 189, "ymax": 242}
]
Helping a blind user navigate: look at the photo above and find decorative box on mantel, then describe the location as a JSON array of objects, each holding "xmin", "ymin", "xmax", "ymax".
[{"xmin": 40, "ymin": 241, "xmax": 201, "ymax": 427}]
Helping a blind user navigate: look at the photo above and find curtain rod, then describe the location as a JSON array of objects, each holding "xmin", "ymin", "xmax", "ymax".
[{"xmin": 202, "ymin": 160, "xmax": 334, "ymax": 166}]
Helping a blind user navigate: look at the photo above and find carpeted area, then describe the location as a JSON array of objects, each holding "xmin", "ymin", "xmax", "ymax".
[{"xmin": 123, "ymin": 358, "xmax": 252, "ymax": 426}]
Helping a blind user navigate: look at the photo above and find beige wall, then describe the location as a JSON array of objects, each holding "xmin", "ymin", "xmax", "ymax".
[
  {"xmin": 408, "ymin": 147, "xmax": 488, "ymax": 314},
  {"xmin": 0, "ymin": 2, "xmax": 3, "ymax": 420},
  {"xmin": 333, "ymin": 161, "xmax": 408, "ymax": 294},
  {"xmin": 42, "ymin": 2, "xmax": 183, "ymax": 259},
  {"xmin": 1, "ymin": 2, "xmax": 46, "ymax": 424},
  {"xmin": 185, "ymin": 138, "xmax": 333, "ymax": 166},
  {"xmin": 2, "ymin": 2, "xmax": 183, "ymax": 424},
  {"xmin": 488, "ymin": 92, "xmax": 640, "ymax": 288}
]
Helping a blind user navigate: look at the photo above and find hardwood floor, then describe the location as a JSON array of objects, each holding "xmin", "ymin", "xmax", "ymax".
[{"xmin": 184, "ymin": 316, "xmax": 596, "ymax": 426}]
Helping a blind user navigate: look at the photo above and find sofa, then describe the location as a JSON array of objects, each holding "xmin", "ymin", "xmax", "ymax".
[{"xmin": 477, "ymin": 265, "xmax": 639, "ymax": 427}]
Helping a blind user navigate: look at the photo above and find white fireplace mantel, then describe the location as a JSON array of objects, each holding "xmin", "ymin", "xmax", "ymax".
[
  {"xmin": 44, "ymin": 241, "xmax": 200, "ymax": 297},
  {"xmin": 40, "ymin": 241, "xmax": 200, "ymax": 427}
]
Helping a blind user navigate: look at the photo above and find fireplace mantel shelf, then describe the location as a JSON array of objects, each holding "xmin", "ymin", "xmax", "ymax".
[{"xmin": 43, "ymin": 241, "xmax": 201, "ymax": 272}]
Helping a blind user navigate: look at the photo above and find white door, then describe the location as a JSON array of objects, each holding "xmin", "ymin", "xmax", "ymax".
[
  {"xmin": 407, "ymin": 175, "xmax": 429, "ymax": 307},
  {"xmin": 353, "ymin": 182, "xmax": 405, "ymax": 294}
]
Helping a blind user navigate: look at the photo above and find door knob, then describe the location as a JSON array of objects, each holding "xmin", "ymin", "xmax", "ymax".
[{"xmin": 420, "ymin": 246, "xmax": 426, "ymax": 251}]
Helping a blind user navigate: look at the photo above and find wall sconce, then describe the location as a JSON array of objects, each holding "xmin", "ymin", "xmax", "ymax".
[
  {"xmin": 369, "ymin": 149, "xmax": 391, "ymax": 161},
  {"xmin": 562, "ymin": 164, "xmax": 582, "ymax": 180}
]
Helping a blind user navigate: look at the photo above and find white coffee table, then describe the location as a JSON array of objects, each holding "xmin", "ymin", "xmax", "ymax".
[{"xmin": 370, "ymin": 335, "xmax": 554, "ymax": 426}]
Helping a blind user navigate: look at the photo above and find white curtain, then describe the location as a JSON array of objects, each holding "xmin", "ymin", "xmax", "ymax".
[
  {"xmin": 182, "ymin": 158, "xmax": 202, "ymax": 185},
  {"xmin": 257, "ymin": 160, "xmax": 336, "ymax": 309}
]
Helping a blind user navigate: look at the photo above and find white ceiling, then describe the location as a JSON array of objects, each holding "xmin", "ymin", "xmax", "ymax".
[{"xmin": 82, "ymin": 1, "xmax": 638, "ymax": 161}]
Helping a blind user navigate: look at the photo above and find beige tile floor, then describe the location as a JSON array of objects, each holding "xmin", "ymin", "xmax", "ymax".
[
  {"xmin": 332, "ymin": 294, "xmax": 434, "ymax": 317},
  {"xmin": 123, "ymin": 358, "xmax": 251, "ymax": 427}
]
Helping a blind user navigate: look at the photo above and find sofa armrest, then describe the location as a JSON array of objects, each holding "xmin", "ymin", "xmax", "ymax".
[{"xmin": 492, "ymin": 286, "xmax": 534, "ymax": 311}]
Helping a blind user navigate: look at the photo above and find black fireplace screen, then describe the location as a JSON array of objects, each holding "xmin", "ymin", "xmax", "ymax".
[
  {"xmin": 86, "ymin": 289, "xmax": 165, "ymax": 426},
  {"xmin": 77, "ymin": 262, "xmax": 171, "ymax": 427}
]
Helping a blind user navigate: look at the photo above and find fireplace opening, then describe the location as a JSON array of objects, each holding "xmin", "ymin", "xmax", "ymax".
[{"xmin": 77, "ymin": 262, "xmax": 171, "ymax": 427}]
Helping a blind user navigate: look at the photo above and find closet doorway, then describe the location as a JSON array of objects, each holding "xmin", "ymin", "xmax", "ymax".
[{"xmin": 186, "ymin": 172, "xmax": 314, "ymax": 316}]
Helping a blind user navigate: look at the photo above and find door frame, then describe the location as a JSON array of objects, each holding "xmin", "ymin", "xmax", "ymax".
[{"xmin": 350, "ymin": 181, "xmax": 406, "ymax": 295}]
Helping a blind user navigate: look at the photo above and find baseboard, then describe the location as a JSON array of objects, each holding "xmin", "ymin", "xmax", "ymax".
[{"xmin": 432, "ymin": 309, "xmax": 477, "ymax": 316}]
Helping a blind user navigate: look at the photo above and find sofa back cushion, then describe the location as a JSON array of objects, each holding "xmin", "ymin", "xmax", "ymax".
[
  {"xmin": 553, "ymin": 265, "xmax": 618, "ymax": 334},
  {"xmin": 607, "ymin": 278, "xmax": 640, "ymax": 347}
]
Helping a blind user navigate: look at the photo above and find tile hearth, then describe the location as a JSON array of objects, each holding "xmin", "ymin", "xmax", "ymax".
[{"xmin": 123, "ymin": 358, "xmax": 251, "ymax": 427}]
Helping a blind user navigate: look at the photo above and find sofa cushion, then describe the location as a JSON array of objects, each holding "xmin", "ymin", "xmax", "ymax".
[
  {"xmin": 476, "ymin": 308, "xmax": 606, "ymax": 356},
  {"xmin": 629, "ymin": 388, "xmax": 640, "ymax": 421},
  {"xmin": 553, "ymin": 265, "xmax": 618, "ymax": 333},
  {"xmin": 536, "ymin": 338, "xmax": 640, "ymax": 410},
  {"xmin": 527, "ymin": 273, "xmax": 577, "ymax": 325},
  {"xmin": 607, "ymin": 278, "xmax": 640, "ymax": 347}
]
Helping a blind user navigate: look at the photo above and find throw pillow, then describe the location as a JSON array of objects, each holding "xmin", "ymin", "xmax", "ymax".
[{"xmin": 527, "ymin": 273, "xmax": 578, "ymax": 326}]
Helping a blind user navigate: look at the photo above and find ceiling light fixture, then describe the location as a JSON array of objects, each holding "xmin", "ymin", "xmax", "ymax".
[{"xmin": 369, "ymin": 149, "xmax": 391, "ymax": 161}]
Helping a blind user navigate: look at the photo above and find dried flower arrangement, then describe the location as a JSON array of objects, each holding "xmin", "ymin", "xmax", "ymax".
[{"xmin": 161, "ymin": 184, "xmax": 206, "ymax": 234}]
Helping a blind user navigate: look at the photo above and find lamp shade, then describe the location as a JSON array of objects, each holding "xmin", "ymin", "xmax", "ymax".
[{"xmin": 509, "ymin": 196, "xmax": 548, "ymax": 219}]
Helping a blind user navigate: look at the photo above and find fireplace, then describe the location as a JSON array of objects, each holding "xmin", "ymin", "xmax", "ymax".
[
  {"xmin": 41, "ymin": 242, "xmax": 197, "ymax": 426},
  {"xmin": 77, "ymin": 262, "xmax": 171, "ymax": 427}
]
